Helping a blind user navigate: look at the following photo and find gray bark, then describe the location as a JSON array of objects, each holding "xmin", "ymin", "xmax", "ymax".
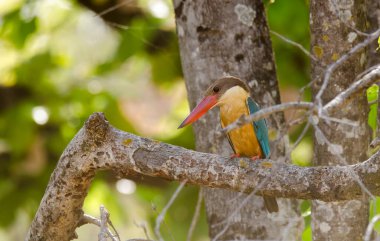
[
  {"xmin": 310, "ymin": 0, "xmax": 370, "ymax": 240},
  {"xmin": 172, "ymin": 0, "xmax": 301, "ymax": 239},
  {"xmin": 25, "ymin": 113, "xmax": 380, "ymax": 241}
]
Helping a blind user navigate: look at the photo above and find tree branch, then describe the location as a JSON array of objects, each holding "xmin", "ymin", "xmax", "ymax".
[
  {"xmin": 222, "ymin": 64, "xmax": 380, "ymax": 133},
  {"xmin": 79, "ymin": 213, "xmax": 119, "ymax": 241},
  {"xmin": 323, "ymin": 65, "xmax": 380, "ymax": 112},
  {"xmin": 315, "ymin": 28, "xmax": 380, "ymax": 112},
  {"xmin": 270, "ymin": 30, "xmax": 317, "ymax": 61},
  {"xmin": 26, "ymin": 112, "xmax": 380, "ymax": 241},
  {"xmin": 221, "ymin": 102, "xmax": 315, "ymax": 134}
]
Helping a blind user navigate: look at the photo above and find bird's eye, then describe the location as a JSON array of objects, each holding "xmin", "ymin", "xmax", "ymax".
[{"xmin": 213, "ymin": 86, "xmax": 220, "ymax": 93}]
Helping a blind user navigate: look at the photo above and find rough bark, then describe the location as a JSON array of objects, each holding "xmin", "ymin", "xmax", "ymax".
[
  {"xmin": 310, "ymin": 1, "xmax": 370, "ymax": 240},
  {"xmin": 25, "ymin": 113, "xmax": 380, "ymax": 241},
  {"xmin": 172, "ymin": 0, "xmax": 302, "ymax": 240}
]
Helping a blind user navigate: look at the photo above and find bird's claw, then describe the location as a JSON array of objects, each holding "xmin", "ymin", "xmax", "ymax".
[
  {"xmin": 251, "ymin": 155, "xmax": 260, "ymax": 161},
  {"xmin": 230, "ymin": 153, "xmax": 240, "ymax": 159}
]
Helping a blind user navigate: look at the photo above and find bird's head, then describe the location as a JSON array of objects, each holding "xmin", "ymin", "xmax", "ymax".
[{"xmin": 178, "ymin": 76, "xmax": 249, "ymax": 128}]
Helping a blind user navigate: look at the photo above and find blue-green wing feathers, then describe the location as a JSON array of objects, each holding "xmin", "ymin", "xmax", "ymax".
[{"xmin": 246, "ymin": 97, "xmax": 270, "ymax": 158}]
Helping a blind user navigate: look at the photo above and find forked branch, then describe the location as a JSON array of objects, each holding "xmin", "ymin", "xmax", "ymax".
[{"xmin": 26, "ymin": 112, "xmax": 380, "ymax": 241}]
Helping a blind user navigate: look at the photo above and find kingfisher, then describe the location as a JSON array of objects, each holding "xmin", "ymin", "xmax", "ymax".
[{"xmin": 178, "ymin": 76, "xmax": 278, "ymax": 213}]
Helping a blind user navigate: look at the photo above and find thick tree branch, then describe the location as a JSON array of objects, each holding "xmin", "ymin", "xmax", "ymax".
[{"xmin": 26, "ymin": 112, "xmax": 380, "ymax": 241}]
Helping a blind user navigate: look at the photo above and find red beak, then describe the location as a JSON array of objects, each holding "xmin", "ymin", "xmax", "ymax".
[{"xmin": 178, "ymin": 95, "xmax": 218, "ymax": 129}]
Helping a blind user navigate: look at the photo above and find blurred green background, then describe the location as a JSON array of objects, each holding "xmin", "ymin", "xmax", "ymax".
[{"xmin": 0, "ymin": 0, "xmax": 377, "ymax": 240}]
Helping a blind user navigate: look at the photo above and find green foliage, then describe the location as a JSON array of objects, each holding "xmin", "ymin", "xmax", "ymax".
[
  {"xmin": 1, "ymin": 0, "xmax": 376, "ymax": 240},
  {"xmin": 0, "ymin": 0, "xmax": 191, "ymax": 236},
  {"xmin": 367, "ymin": 84, "xmax": 379, "ymax": 136}
]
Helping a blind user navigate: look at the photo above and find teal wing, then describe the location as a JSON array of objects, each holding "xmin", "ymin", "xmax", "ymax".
[{"xmin": 245, "ymin": 97, "xmax": 271, "ymax": 158}]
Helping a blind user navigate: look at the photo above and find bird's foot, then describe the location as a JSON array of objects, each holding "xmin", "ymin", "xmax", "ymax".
[
  {"xmin": 251, "ymin": 155, "xmax": 260, "ymax": 161},
  {"xmin": 230, "ymin": 153, "xmax": 240, "ymax": 159}
]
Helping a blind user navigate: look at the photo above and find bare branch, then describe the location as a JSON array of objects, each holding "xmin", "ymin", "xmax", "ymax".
[
  {"xmin": 291, "ymin": 122, "xmax": 311, "ymax": 151},
  {"xmin": 134, "ymin": 221, "xmax": 151, "ymax": 240},
  {"xmin": 155, "ymin": 181, "xmax": 186, "ymax": 241},
  {"xmin": 186, "ymin": 189, "xmax": 203, "ymax": 241},
  {"xmin": 95, "ymin": 0, "xmax": 133, "ymax": 18},
  {"xmin": 323, "ymin": 65, "xmax": 380, "ymax": 112},
  {"xmin": 270, "ymin": 30, "xmax": 317, "ymax": 61},
  {"xmin": 79, "ymin": 214, "xmax": 119, "ymax": 241},
  {"xmin": 221, "ymin": 102, "xmax": 314, "ymax": 134},
  {"xmin": 99, "ymin": 205, "xmax": 110, "ymax": 241},
  {"xmin": 26, "ymin": 113, "xmax": 380, "ymax": 241}
]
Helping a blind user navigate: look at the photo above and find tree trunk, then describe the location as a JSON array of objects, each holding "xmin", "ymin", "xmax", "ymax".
[
  {"xmin": 172, "ymin": 0, "xmax": 302, "ymax": 239},
  {"xmin": 310, "ymin": 1, "xmax": 370, "ymax": 240}
]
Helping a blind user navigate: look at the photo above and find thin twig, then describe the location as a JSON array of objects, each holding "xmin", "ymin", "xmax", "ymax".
[
  {"xmin": 211, "ymin": 163, "xmax": 281, "ymax": 241},
  {"xmin": 80, "ymin": 214, "xmax": 119, "ymax": 241},
  {"xmin": 287, "ymin": 115, "xmax": 308, "ymax": 128},
  {"xmin": 323, "ymin": 65, "xmax": 380, "ymax": 112},
  {"xmin": 155, "ymin": 181, "xmax": 187, "ymax": 241},
  {"xmin": 291, "ymin": 122, "xmax": 311, "ymax": 152},
  {"xmin": 211, "ymin": 192, "xmax": 257, "ymax": 241},
  {"xmin": 186, "ymin": 189, "xmax": 203, "ymax": 241},
  {"xmin": 270, "ymin": 30, "xmax": 317, "ymax": 61},
  {"xmin": 320, "ymin": 115, "xmax": 358, "ymax": 127},
  {"xmin": 364, "ymin": 214, "xmax": 380, "ymax": 241},
  {"xmin": 99, "ymin": 205, "xmax": 110, "ymax": 241},
  {"xmin": 221, "ymin": 102, "xmax": 314, "ymax": 134},
  {"xmin": 95, "ymin": 0, "xmax": 133, "ymax": 18},
  {"xmin": 108, "ymin": 217, "xmax": 120, "ymax": 241},
  {"xmin": 134, "ymin": 221, "xmax": 151, "ymax": 240}
]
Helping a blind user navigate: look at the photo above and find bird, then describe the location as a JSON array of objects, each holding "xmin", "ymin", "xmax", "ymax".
[{"xmin": 178, "ymin": 76, "xmax": 278, "ymax": 213}]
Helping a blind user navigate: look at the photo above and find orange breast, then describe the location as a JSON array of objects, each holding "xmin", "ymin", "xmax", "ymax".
[{"xmin": 219, "ymin": 96, "xmax": 262, "ymax": 157}]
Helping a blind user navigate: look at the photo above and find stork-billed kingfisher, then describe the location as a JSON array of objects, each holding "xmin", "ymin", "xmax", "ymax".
[{"xmin": 178, "ymin": 76, "xmax": 278, "ymax": 213}]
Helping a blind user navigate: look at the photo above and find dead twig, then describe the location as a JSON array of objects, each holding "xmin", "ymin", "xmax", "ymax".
[
  {"xmin": 186, "ymin": 189, "xmax": 203, "ymax": 241},
  {"xmin": 323, "ymin": 65, "xmax": 380, "ymax": 112},
  {"xmin": 79, "ymin": 212, "xmax": 119, "ymax": 241},
  {"xmin": 155, "ymin": 181, "xmax": 187, "ymax": 241},
  {"xmin": 134, "ymin": 221, "xmax": 151, "ymax": 240},
  {"xmin": 270, "ymin": 30, "xmax": 317, "ymax": 61},
  {"xmin": 99, "ymin": 205, "xmax": 110, "ymax": 241},
  {"xmin": 221, "ymin": 102, "xmax": 314, "ymax": 134}
]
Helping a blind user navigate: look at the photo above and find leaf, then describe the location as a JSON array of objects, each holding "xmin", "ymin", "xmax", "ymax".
[{"xmin": 367, "ymin": 85, "xmax": 379, "ymax": 136}]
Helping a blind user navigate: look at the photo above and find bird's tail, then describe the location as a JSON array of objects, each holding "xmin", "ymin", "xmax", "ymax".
[{"xmin": 263, "ymin": 196, "xmax": 279, "ymax": 213}]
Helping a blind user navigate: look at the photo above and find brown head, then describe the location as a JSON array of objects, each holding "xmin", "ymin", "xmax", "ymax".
[{"xmin": 178, "ymin": 76, "xmax": 249, "ymax": 128}]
